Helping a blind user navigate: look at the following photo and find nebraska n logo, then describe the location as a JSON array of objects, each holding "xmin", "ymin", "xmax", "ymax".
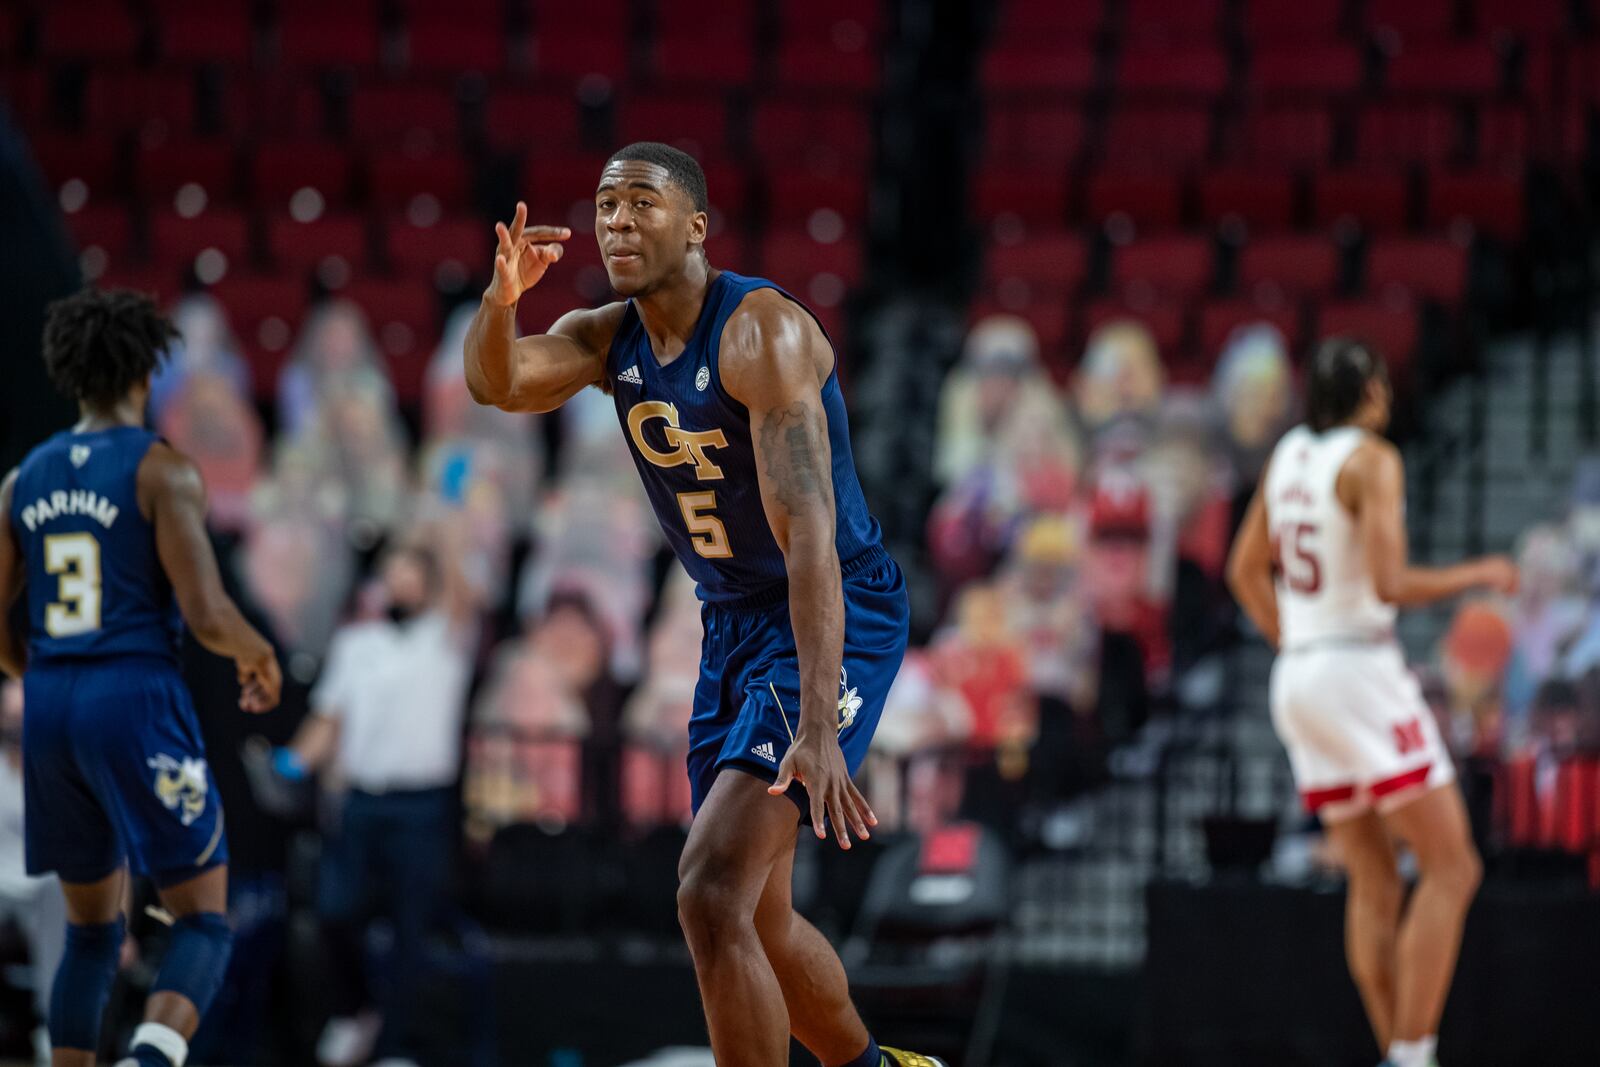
[{"xmin": 1394, "ymin": 719, "xmax": 1426, "ymax": 756}]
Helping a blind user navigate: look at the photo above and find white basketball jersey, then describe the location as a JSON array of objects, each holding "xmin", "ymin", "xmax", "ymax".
[{"xmin": 1263, "ymin": 424, "xmax": 1397, "ymax": 649}]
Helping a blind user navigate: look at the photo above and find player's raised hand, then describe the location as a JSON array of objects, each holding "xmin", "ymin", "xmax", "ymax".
[
  {"xmin": 486, "ymin": 201, "xmax": 571, "ymax": 308},
  {"xmin": 770, "ymin": 731, "xmax": 878, "ymax": 850},
  {"xmin": 236, "ymin": 649, "xmax": 282, "ymax": 714}
]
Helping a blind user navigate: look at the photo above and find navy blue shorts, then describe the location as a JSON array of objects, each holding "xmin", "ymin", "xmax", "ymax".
[
  {"xmin": 687, "ymin": 548, "xmax": 911, "ymax": 817},
  {"xmin": 23, "ymin": 658, "xmax": 227, "ymax": 887}
]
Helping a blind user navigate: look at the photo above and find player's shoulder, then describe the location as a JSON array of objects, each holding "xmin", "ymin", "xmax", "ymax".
[
  {"xmin": 719, "ymin": 285, "xmax": 825, "ymax": 372},
  {"xmin": 135, "ymin": 439, "xmax": 206, "ymax": 510}
]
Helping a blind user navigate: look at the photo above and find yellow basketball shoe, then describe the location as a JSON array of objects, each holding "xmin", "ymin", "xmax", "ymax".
[{"xmin": 879, "ymin": 1047, "xmax": 949, "ymax": 1067}]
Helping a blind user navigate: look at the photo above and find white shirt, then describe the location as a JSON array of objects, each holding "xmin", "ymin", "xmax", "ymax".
[
  {"xmin": 311, "ymin": 611, "xmax": 472, "ymax": 792},
  {"xmin": 1264, "ymin": 424, "xmax": 1397, "ymax": 649}
]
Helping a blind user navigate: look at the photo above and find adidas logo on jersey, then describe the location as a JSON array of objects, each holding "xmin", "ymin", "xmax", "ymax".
[
  {"xmin": 617, "ymin": 364, "xmax": 643, "ymax": 386},
  {"xmin": 751, "ymin": 741, "xmax": 777, "ymax": 763}
]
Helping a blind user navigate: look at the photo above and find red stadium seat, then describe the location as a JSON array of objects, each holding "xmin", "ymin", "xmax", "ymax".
[
  {"xmin": 267, "ymin": 212, "xmax": 371, "ymax": 271},
  {"xmin": 991, "ymin": 0, "xmax": 1105, "ymax": 43},
  {"xmin": 83, "ymin": 71, "xmax": 197, "ymax": 135},
  {"xmin": 1426, "ymin": 171, "xmax": 1524, "ymax": 240},
  {"xmin": 385, "ymin": 213, "xmax": 489, "ymax": 277},
  {"xmin": 654, "ymin": 0, "xmax": 756, "ymax": 37},
  {"xmin": 983, "ymin": 102, "xmax": 1089, "ymax": 165},
  {"xmin": 1366, "ymin": 237, "xmax": 1469, "ymax": 303},
  {"xmin": 1238, "ymin": 234, "xmax": 1341, "ymax": 297},
  {"xmin": 1081, "ymin": 297, "xmax": 1189, "ymax": 355},
  {"xmin": 149, "ymin": 207, "xmax": 253, "ymax": 263},
  {"xmin": 778, "ymin": 0, "xmax": 885, "ymax": 41},
  {"xmin": 41, "ymin": 2, "xmax": 140, "ymax": 62},
  {"xmin": 402, "ymin": 18, "xmax": 505, "ymax": 74},
  {"xmin": 1198, "ymin": 299, "xmax": 1302, "ymax": 358},
  {"xmin": 135, "ymin": 139, "xmax": 237, "ymax": 200},
  {"xmin": 369, "ymin": 150, "xmax": 472, "ymax": 210},
  {"xmin": 1384, "ymin": 41, "xmax": 1502, "ymax": 97},
  {"xmin": 208, "ymin": 274, "xmax": 311, "ymax": 396},
  {"xmin": 1242, "ymin": 0, "xmax": 1344, "ymax": 41},
  {"xmin": 1116, "ymin": 45, "xmax": 1229, "ymax": 98},
  {"xmin": 1110, "ymin": 235, "xmax": 1214, "ymax": 298},
  {"xmin": 30, "ymin": 135, "xmax": 122, "ymax": 200},
  {"xmin": 618, "ymin": 95, "xmax": 730, "ymax": 158},
  {"xmin": 1364, "ymin": 0, "xmax": 1457, "ymax": 39},
  {"xmin": 986, "ymin": 233, "xmax": 1090, "ymax": 293},
  {"xmin": 342, "ymin": 277, "xmax": 440, "ymax": 398},
  {"xmin": 652, "ymin": 31, "xmax": 757, "ymax": 88},
  {"xmin": 157, "ymin": 4, "xmax": 253, "ymax": 64},
  {"xmin": 1355, "ymin": 104, "xmax": 1460, "ymax": 165},
  {"xmin": 251, "ymin": 141, "xmax": 356, "ymax": 205},
  {"xmin": 0, "ymin": 5, "xmax": 16, "ymax": 58},
  {"xmin": 1248, "ymin": 44, "xmax": 1364, "ymax": 97},
  {"xmin": 278, "ymin": 8, "xmax": 381, "ymax": 69},
  {"xmin": 1086, "ymin": 172, "xmax": 1184, "ymax": 228},
  {"xmin": 1197, "ymin": 171, "xmax": 1296, "ymax": 230},
  {"xmin": 532, "ymin": 32, "xmax": 629, "ymax": 82},
  {"xmin": 752, "ymin": 100, "xmax": 873, "ymax": 168},
  {"xmin": 524, "ymin": 154, "xmax": 611, "ymax": 223},
  {"xmin": 981, "ymin": 42, "xmax": 1098, "ymax": 95},
  {"xmin": 760, "ymin": 232, "xmax": 865, "ymax": 297},
  {"xmin": 97, "ymin": 264, "xmax": 179, "ymax": 304},
  {"xmin": 765, "ymin": 172, "xmax": 868, "ymax": 228},
  {"xmin": 347, "ymin": 83, "xmax": 461, "ymax": 146},
  {"xmin": 1125, "ymin": 0, "xmax": 1221, "ymax": 41},
  {"xmin": 228, "ymin": 77, "xmax": 327, "ymax": 139},
  {"xmin": 1312, "ymin": 170, "xmax": 1410, "ymax": 232},
  {"xmin": 534, "ymin": 0, "xmax": 627, "ymax": 31},
  {"xmin": 776, "ymin": 39, "xmax": 880, "ymax": 92},
  {"xmin": 484, "ymin": 91, "xmax": 583, "ymax": 154},
  {"xmin": 973, "ymin": 168, "xmax": 1073, "ymax": 227},
  {"xmin": 1102, "ymin": 106, "xmax": 1213, "ymax": 169},
  {"xmin": 0, "ymin": 65, "xmax": 48, "ymax": 126},
  {"xmin": 1315, "ymin": 299, "xmax": 1419, "ymax": 369},
  {"xmin": 62, "ymin": 204, "xmax": 135, "ymax": 261},
  {"xmin": 1475, "ymin": 0, "xmax": 1569, "ymax": 37},
  {"xmin": 1476, "ymin": 104, "xmax": 1532, "ymax": 166},
  {"xmin": 1228, "ymin": 105, "xmax": 1335, "ymax": 166}
]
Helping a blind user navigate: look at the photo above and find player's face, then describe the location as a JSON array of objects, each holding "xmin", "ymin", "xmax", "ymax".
[{"xmin": 594, "ymin": 160, "xmax": 706, "ymax": 297}]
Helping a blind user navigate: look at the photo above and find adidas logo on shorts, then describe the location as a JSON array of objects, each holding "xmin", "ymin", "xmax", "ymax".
[
  {"xmin": 751, "ymin": 741, "xmax": 777, "ymax": 763},
  {"xmin": 617, "ymin": 364, "xmax": 643, "ymax": 386}
]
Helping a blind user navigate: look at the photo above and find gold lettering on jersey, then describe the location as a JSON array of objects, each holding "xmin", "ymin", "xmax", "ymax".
[{"xmin": 626, "ymin": 401, "xmax": 729, "ymax": 481}]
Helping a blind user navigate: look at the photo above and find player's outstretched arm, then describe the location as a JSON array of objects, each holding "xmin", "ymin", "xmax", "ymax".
[
  {"xmin": 463, "ymin": 201, "xmax": 616, "ymax": 413},
  {"xmin": 723, "ymin": 290, "xmax": 875, "ymax": 849},
  {"xmin": 1352, "ymin": 439, "xmax": 1518, "ymax": 605},
  {"xmin": 1226, "ymin": 470, "xmax": 1281, "ymax": 649},
  {"xmin": 0, "ymin": 470, "xmax": 25, "ymax": 678},
  {"xmin": 140, "ymin": 444, "xmax": 281, "ymax": 712}
]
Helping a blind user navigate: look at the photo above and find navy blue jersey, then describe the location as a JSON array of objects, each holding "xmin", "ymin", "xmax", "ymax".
[
  {"xmin": 607, "ymin": 271, "xmax": 885, "ymax": 604},
  {"xmin": 9, "ymin": 426, "xmax": 182, "ymax": 666}
]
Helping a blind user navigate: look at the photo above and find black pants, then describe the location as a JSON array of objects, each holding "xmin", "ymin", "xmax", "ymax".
[{"xmin": 318, "ymin": 786, "xmax": 454, "ymax": 1058}]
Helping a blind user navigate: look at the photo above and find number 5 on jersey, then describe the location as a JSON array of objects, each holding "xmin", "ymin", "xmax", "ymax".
[
  {"xmin": 678, "ymin": 491, "xmax": 732, "ymax": 559},
  {"xmin": 44, "ymin": 532, "xmax": 102, "ymax": 636},
  {"xmin": 1272, "ymin": 521, "xmax": 1322, "ymax": 594}
]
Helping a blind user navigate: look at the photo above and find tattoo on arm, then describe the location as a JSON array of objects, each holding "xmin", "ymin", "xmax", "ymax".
[{"xmin": 761, "ymin": 401, "xmax": 836, "ymax": 517}]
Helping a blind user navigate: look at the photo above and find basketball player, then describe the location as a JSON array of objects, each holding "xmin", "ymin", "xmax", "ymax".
[
  {"xmin": 1227, "ymin": 339, "xmax": 1517, "ymax": 1067},
  {"xmin": 0, "ymin": 289, "xmax": 281, "ymax": 1067},
  {"xmin": 464, "ymin": 143, "xmax": 941, "ymax": 1067}
]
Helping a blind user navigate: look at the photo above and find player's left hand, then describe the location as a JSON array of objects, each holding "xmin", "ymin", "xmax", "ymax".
[{"xmin": 769, "ymin": 731, "xmax": 877, "ymax": 849}]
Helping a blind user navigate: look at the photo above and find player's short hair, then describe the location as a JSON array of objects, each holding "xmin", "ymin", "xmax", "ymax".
[
  {"xmin": 605, "ymin": 141, "xmax": 709, "ymax": 214},
  {"xmin": 42, "ymin": 287, "xmax": 177, "ymax": 409},
  {"xmin": 1306, "ymin": 336, "xmax": 1388, "ymax": 432}
]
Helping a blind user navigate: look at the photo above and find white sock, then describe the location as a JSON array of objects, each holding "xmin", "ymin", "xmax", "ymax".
[
  {"xmin": 131, "ymin": 1022, "xmax": 189, "ymax": 1067},
  {"xmin": 1387, "ymin": 1035, "xmax": 1437, "ymax": 1067}
]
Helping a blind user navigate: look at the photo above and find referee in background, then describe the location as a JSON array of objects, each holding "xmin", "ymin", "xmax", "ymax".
[{"xmin": 271, "ymin": 532, "xmax": 476, "ymax": 1067}]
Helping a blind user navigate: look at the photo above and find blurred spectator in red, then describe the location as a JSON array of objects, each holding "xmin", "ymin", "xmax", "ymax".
[
  {"xmin": 1212, "ymin": 323, "xmax": 1294, "ymax": 487},
  {"xmin": 1084, "ymin": 466, "xmax": 1170, "ymax": 687},
  {"xmin": 159, "ymin": 369, "xmax": 264, "ymax": 533},
  {"xmin": 931, "ymin": 582, "xmax": 1034, "ymax": 754},
  {"xmin": 1074, "ymin": 320, "xmax": 1164, "ymax": 449}
]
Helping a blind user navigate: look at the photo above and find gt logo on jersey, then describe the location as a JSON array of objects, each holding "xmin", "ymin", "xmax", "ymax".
[
  {"xmin": 626, "ymin": 400, "xmax": 729, "ymax": 481},
  {"xmin": 148, "ymin": 754, "xmax": 210, "ymax": 826}
]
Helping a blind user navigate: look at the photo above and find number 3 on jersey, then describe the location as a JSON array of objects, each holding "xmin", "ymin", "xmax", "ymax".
[
  {"xmin": 1272, "ymin": 521, "xmax": 1322, "ymax": 594},
  {"xmin": 43, "ymin": 532, "xmax": 102, "ymax": 636},
  {"xmin": 678, "ymin": 491, "xmax": 732, "ymax": 559}
]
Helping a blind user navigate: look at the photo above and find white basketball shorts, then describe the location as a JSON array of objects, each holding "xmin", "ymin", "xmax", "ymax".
[{"xmin": 1269, "ymin": 642, "xmax": 1455, "ymax": 823}]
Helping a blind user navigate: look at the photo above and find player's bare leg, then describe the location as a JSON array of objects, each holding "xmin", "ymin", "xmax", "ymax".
[
  {"xmin": 1327, "ymin": 811, "xmax": 1404, "ymax": 1050},
  {"xmin": 754, "ymin": 843, "xmax": 871, "ymax": 1064},
  {"xmin": 53, "ymin": 869, "xmax": 127, "ymax": 1067},
  {"xmin": 1382, "ymin": 785, "xmax": 1482, "ymax": 1046},
  {"xmin": 678, "ymin": 770, "xmax": 802, "ymax": 1066}
]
